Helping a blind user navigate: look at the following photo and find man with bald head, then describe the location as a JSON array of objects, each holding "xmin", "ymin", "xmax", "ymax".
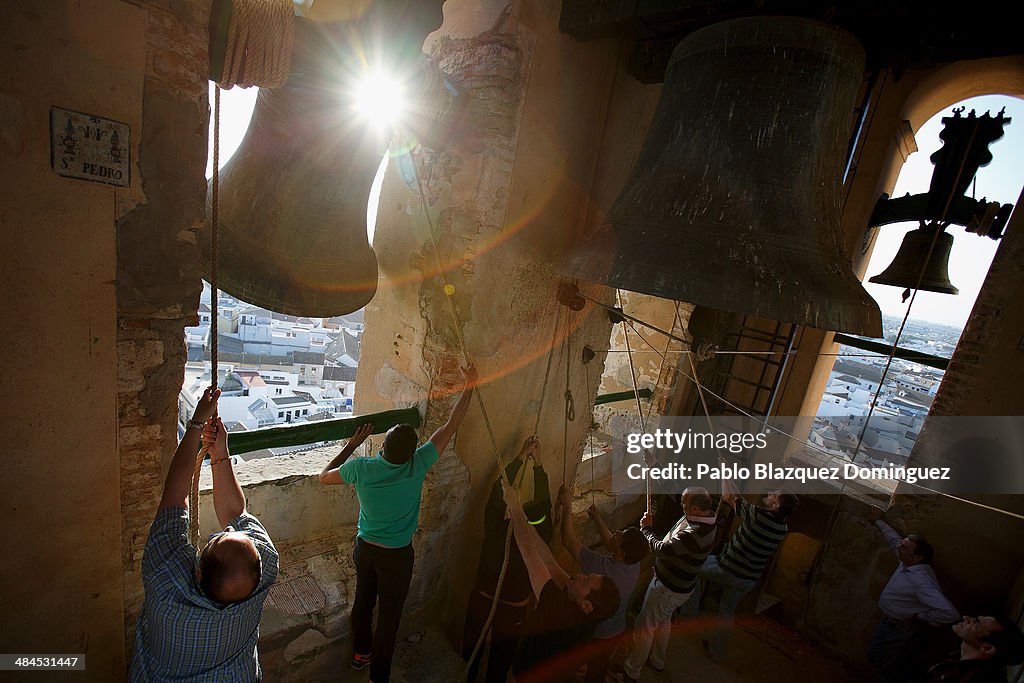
[
  {"xmin": 130, "ymin": 388, "xmax": 279, "ymax": 681},
  {"xmin": 621, "ymin": 486, "xmax": 717, "ymax": 682}
]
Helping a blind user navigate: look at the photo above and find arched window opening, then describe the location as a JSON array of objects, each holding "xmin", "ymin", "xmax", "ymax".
[
  {"xmin": 180, "ymin": 85, "xmax": 370, "ymax": 462},
  {"xmin": 204, "ymin": 83, "xmax": 257, "ymax": 178},
  {"xmin": 811, "ymin": 94, "xmax": 1024, "ymax": 473}
]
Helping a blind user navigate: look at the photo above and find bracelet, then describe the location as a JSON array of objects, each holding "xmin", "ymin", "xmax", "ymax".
[
  {"xmin": 187, "ymin": 419, "xmax": 204, "ymax": 430},
  {"xmin": 210, "ymin": 456, "xmax": 231, "ymax": 466}
]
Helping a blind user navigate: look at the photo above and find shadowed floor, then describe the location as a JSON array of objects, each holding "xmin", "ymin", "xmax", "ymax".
[{"xmin": 369, "ymin": 614, "xmax": 867, "ymax": 683}]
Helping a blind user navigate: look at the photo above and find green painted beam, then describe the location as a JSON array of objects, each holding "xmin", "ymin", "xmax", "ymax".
[
  {"xmin": 594, "ymin": 387, "xmax": 653, "ymax": 405},
  {"xmin": 227, "ymin": 407, "xmax": 421, "ymax": 455},
  {"xmin": 226, "ymin": 389, "xmax": 652, "ymax": 456}
]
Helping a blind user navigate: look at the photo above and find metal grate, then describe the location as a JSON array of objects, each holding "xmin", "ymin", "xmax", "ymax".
[
  {"xmin": 696, "ymin": 317, "xmax": 796, "ymax": 418},
  {"xmin": 267, "ymin": 574, "xmax": 328, "ymax": 615}
]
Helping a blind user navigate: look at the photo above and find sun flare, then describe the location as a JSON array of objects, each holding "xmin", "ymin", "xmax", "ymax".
[{"xmin": 351, "ymin": 70, "xmax": 406, "ymax": 130}]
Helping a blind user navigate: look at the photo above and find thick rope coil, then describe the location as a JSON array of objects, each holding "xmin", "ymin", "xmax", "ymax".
[
  {"xmin": 218, "ymin": 0, "xmax": 295, "ymax": 90},
  {"xmin": 693, "ymin": 340, "xmax": 717, "ymax": 362}
]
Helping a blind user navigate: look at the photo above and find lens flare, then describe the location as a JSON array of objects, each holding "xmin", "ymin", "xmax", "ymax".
[{"xmin": 352, "ymin": 70, "xmax": 406, "ymax": 130}]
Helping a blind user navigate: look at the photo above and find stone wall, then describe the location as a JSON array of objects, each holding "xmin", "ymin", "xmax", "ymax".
[
  {"xmin": 115, "ymin": 0, "xmax": 209, "ymax": 653},
  {"xmin": 1, "ymin": 0, "xmax": 205, "ymax": 677}
]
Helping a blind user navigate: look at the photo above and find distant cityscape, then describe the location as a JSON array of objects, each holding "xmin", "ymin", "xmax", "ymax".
[
  {"xmin": 179, "ymin": 283, "xmax": 363, "ymax": 463},
  {"xmin": 181, "ymin": 286, "xmax": 964, "ymax": 470},
  {"xmin": 811, "ymin": 314, "xmax": 961, "ymax": 466}
]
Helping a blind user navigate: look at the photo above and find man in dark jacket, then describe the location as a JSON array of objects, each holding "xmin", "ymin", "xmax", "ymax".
[
  {"xmin": 923, "ymin": 615, "xmax": 1024, "ymax": 683},
  {"xmin": 621, "ymin": 487, "xmax": 716, "ymax": 682},
  {"xmin": 462, "ymin": 436, "xmax": 553, "ymax": 683}
]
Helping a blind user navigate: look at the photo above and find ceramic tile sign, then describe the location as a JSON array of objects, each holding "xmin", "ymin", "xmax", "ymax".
[{"xmin": 50, "ymin": 106, "xmax": 130, "ymax": 187}]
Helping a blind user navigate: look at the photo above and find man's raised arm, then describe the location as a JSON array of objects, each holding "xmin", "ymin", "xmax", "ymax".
[
  {"xmin": 868, "ymin": 505, "xmax": 903, "ymax": 553},
  {"xmin": 319, "ymin": 423, "xmax": 373, "ymax": 485},
  {"xmin": 202, "ymin": 416, "xmax": 245, "ymax": 528},
  {"xmin": 587, "ymin": 504, "xmax": 616, "ymax": 552},
  {"xmin": 721, "ymin": 476, "xmax": 740, "ymax": 508},
  {"xmin": 503, "ymin": 478, "xmax": 568, "ymax": 601},
  {"xmin": 558, "ymin": 485, "xmax": 582, "ymax": 560},
  {"xmin": 428, "ymin": 365, "xmax": 477, "ymax": 454},
  {"xmin": 159, "ymin": 387, "xmax": 220, "ymax": 511}
]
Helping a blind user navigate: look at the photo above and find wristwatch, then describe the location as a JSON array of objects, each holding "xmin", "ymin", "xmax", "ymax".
[{"xmin": 187, "ymin": 419, "xmax": 205, "ymax": 430}]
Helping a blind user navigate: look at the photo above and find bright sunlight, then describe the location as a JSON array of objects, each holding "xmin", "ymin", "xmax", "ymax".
[{"xmin": 351, "ymin": 69, "xmax": 406, "ymax": 131}]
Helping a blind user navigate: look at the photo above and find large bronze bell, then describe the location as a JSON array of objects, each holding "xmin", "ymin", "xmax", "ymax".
[
  {"xmin": 564, "ymin": 16, "xmax": 883, "ymax": 338},
  {"xmin": 869, "ymin": 225, "xmax": 959, "ymax": 295},
  {"xmin": 201, "ymin": 3, "xmax": 445, "ymax": 317}
]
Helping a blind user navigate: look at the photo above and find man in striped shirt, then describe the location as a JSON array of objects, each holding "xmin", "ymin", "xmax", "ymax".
[
  {"xmin": 680, "ymin": 478, "xmax": 798, "ymax": 662},
  {"xmin": 131, "ymin": 388, "xmax": 280, "ymax": 681},
  {"xmin": 621, "ymin": 486, "xmax": 716, "ymax": 682}
]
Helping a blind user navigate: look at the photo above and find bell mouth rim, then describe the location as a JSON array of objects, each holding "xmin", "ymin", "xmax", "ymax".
[{"xmin": 563, "ymin": 240, "xmax": 884, "ymax": 338}]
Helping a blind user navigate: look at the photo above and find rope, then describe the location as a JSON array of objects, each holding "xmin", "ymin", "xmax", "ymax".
[
  {"xmin": 622, "ymin": 318, "xmax": 839, "ymax": 462},
  {"xmin": 805, "ymin": 111, "xmax": 994, "ymax": 593},
  {"xmin": 649, "ymin": 302, "xmax": 684, "ymax": 424},
  {"xmin": 562, "ymin": 316, "xmax": 575, "ymax": 486},
  {"xmin": 588, "ymin": 350, "xmax": 933, "ymax": 359},
  {"xmin": 217, "ymin": 0, "xmax": 295, "ymax": 90},
  {"xmin": 191, "ymin": 0, "xmax": 292, "ymax": 544},
  {"xmin": 534, "ymin": 305, "xmax": 564, "ymax": 435},
  {"xmin": 189, "ymin": 89, "xmax": 223, "ymax": 546},
  {"xmin": 616, "ymin": 313, "xmax": 727, "ymax": 470},
  {"xmin": 465, "ymin": 460, "xmax": 532, "ymax": 675},
  {"xmin": 617, "ymin": 310, "xmax": 1024, "ymax": 523},
  {"xmin": 468, "ymin": 523, "xmax": 514, "ymax": 674},
  {"xmin": 572, "ymin": 295, "xmax": 953, "ymax": 457},
  {"xmin": 682, "ymin": 338, "xmax": 733, "ymax": 471},
  {"xmin": 848, "ymin": 112, "xmax": 987, "ymax": 467},
  {"xmin": 584, "ymin": 356, "xmax": 596, "ymax": 507},
  {"xmin": 616, "ymin": 291, "xmax": 652, "ymax": 513}
]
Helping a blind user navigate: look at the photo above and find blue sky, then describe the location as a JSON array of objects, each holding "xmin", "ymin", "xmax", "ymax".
[{"xmin": 863, "ymin": 95, "xmax": 1024, "ymax": 328}]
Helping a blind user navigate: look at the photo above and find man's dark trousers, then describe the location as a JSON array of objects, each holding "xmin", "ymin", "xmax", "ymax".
[
  {"xmin": 868, "ymin": 616, "xmax": 922, "ymax": 682},
  {"xmin": 462, "ymin": 588, "xmax": 531, "ymax": 683},
  {"xmin": 352, "ymin": 537, "xmax": 415, "ymax": 683}
]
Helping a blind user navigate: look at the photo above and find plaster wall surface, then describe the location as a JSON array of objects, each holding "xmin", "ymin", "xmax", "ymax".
[
  {"xmin": 597, "ymin": 292, "xmax": 680, "ymax": 398},
  {"xmin": 352, "ymin": 0, "xmax": 660, "ymax": 650},
  {"xmin": 0, "ymin": 1, "xmax": 154, "ymax": 676}
]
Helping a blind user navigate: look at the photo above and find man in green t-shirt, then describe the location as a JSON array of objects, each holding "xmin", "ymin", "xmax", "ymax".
[{"xmin": 320, "ymin": 365, "xmax": 477, "ymax": 683}]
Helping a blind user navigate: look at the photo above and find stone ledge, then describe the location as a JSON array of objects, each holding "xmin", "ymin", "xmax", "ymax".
[{"xmin": 198, "ymin": 443, "xmax": 341, "ymax": 490}]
